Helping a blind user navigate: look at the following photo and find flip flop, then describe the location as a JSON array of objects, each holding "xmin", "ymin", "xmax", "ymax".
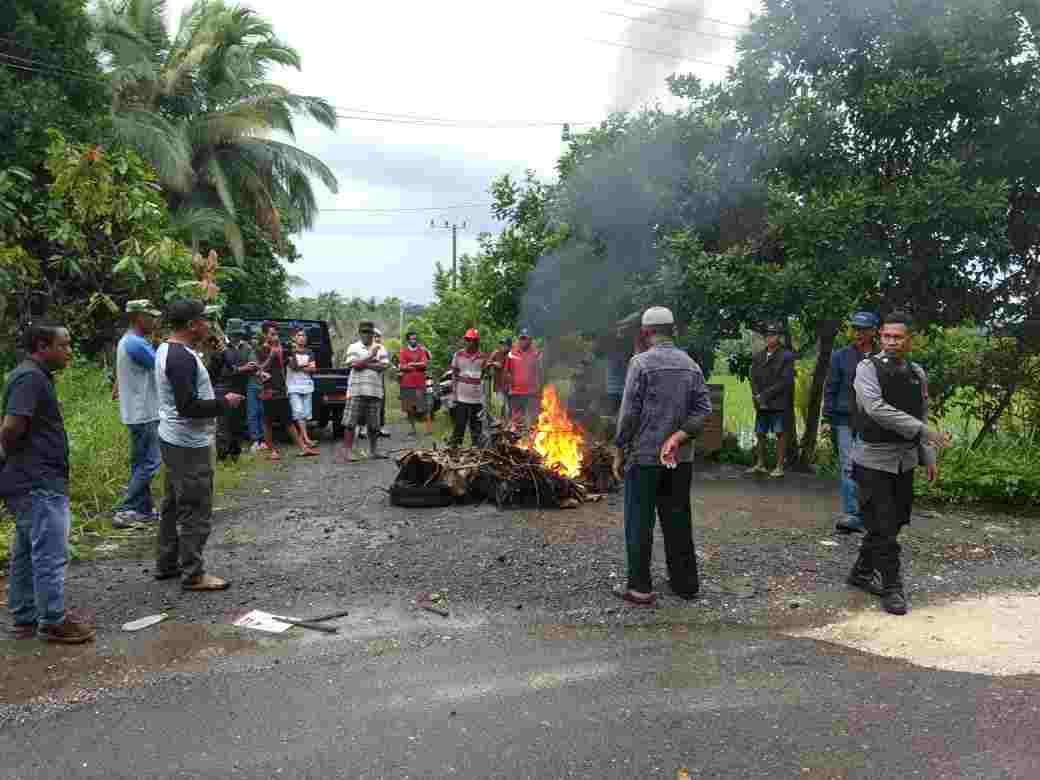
[
  {"xmin": 611, "ymin": 584, "xmax": 657, "ymax": 607},
  {"xmin": 182, "ymin": 574, "xmax": 230, "ymax": 591}
]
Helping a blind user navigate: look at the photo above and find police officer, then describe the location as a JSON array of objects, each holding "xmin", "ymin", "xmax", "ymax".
[{"xmin": 848, "ymin": 311, "xmax": 947, "ymax": 615}]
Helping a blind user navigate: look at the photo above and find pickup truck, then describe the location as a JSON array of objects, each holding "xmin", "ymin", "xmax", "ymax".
[{"xmin": 240, "ymin": 318, "xmax": 351, "ymax": 436}]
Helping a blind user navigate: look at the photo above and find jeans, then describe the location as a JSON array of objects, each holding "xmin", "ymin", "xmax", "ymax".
[
  {"xmin": 832, "ymin": 422, "xmax": 861, "ymax": 520},
  {"xmin": 246, "ymin": 383, "xmax": 264, "ymax": 443},
  {"xmin": 623, "ymin": 463, "xmax": 699, "ymax": 596},
  {"xmin": 5, "ymin": 489, "xmax": 71, "ymax": 627},
  {"xmin": 158, "ymin": 442, "xmax": 214, "ymax": 582},
  {"xmin": 117, "ymin": 421, "xmax": 162, "ymax": 515}
]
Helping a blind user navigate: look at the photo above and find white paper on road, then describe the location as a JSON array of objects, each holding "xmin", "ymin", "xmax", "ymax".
[
  {"xmin": 122, "ymin": 613, "xmax": 168, "ymax": 631},
  {"xmin": 231, "ymin": 609, "xmax": 293, "ymax": 634}
]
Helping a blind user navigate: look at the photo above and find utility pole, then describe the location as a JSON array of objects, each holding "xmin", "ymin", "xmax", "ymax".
[{"xmin": 430, "ymin": 220, "xmax": 468, "ymax": 289}]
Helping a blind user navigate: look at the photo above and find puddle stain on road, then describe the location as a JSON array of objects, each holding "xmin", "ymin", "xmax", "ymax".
[{"xmin": 0, "ymin": 622, "xmax": 289, "ymax": 706}]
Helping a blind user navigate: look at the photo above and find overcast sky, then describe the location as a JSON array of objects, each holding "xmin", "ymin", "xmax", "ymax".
[{"xmin": 168, "ymin": 0, "xmax": 759, "ymax": 303}]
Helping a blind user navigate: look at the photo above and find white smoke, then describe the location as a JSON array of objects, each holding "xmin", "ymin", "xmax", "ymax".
[{"xmin": 609, "ymin": 1, "xmax": 747, "ymax": 111}]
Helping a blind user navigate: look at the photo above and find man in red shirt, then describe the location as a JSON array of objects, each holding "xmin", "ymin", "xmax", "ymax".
[
  {"xmin": 450, "ymin": 329, "xmax": 486, "ymax": 447},
  {"xmin": 506, "ymin": 329, "xmax": 543, "ymax": 430},
  {"xmin": 399, "ymin": 331, "xmax": 432, "ymax": 437}
]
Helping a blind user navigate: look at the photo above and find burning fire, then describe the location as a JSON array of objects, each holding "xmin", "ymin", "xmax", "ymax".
[{"xmin": 524, "ymin": 384, "xmax": 584, "ymax": 478}]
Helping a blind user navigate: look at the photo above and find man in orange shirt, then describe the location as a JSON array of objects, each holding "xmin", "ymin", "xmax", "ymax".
[{"xmin": 506, "ymin": 329, "xmax": 542, "ymax": 430}]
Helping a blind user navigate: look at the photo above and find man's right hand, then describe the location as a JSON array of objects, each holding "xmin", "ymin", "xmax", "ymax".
[
  {"xmin": 922, "ymin": 426, "xmax": 952, "ymax": 448},
  {"xmin": 819, "ymin": 422, "xmax": 831, "ymax": 436},
  {"xmin": 224, "ymin": 393, "xmax": 245, "ymax": 408}
]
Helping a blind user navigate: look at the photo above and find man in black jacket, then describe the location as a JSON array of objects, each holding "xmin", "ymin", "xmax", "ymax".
[{"xmin": 748, "ymin": 323, "xmax": 795, "ymax": 478}]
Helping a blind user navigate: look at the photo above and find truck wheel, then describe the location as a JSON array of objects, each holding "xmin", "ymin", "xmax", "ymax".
[{"xmin": 389, "ymin": 481, "xmax": 455, "ymax": 508}]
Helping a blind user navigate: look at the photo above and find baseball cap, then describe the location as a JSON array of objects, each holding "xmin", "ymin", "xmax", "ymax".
[
  {"xmin": 517, "ymin": 328, "xmax": 531, "ymax": 338},
  {"xmin": 763, "ymin": 322, "xmax": 784, "ymax": 335},
  {"xmin": 373, "ymin": 327, "xmax": 383, "ymax": 337},
  {"xmin": 125, "ymin": 299, "xmax": 161, "ymax": 317},
  {"xmin": 642, "ymin": 306, "xmax": 675, "ymax": 327},
  {"xmin": 850, "ymin": 311, "xmax": 880, "ymax": 329},
  {"xmin": 164, "ymin": 299, "xmax": 206, "ymax": 327},
  {"xmin": 358, "ymin": 320, "xmax": 375, "ymax": 333},
  {"xmin": 464, "ymin": 328, "xmax": 480, "ymax": 340}
]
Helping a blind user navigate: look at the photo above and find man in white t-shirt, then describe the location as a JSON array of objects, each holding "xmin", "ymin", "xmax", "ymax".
[
  {"xmin": 112, "ymin": 299, "xmax": 162, "ymax": 528},
  {"xmin": 338, "ymin": 321, "xmax": 390, "ymax": 462},
  {"xmin": 450, "ymin": 328, "xmax": 486, "ymax": 447}
]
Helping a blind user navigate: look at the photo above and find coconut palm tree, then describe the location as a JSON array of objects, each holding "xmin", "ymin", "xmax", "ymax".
[{"xmin": 92, "ymin": 0, "xmax": 338, "ymax": 255}]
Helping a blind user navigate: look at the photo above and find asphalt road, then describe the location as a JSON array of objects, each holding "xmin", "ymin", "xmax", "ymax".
[{"xmin": 2, "ymin": 428, "xmax": 1039, "ymax": 778}]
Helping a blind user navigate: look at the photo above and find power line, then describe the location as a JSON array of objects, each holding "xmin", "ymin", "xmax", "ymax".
[
  {"xmin": 334, "ymin": 105, "xmax": 598, "ymax": 127},
  {"xmin": 582, "ymin": 37, "xmax": 732, "ymax": 67},
  {"xmin": 600, "ymin": 9, "xmax": 741, "ymax": 42},
  {"xmin": 318, "ymin": 203, "xmax": 492, "ymax": 212},
  {"xmin": 334, "ymin": 113, "xmax": 588, "ymax": 129},
  {"xmin": 619, "ymin": 1, "xmax": 751, "ymax": 30}
]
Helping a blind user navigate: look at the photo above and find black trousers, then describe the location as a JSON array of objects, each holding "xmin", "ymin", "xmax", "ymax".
[
  {"xmin": 853, "ymin": 463, "xmax": 914, "ymax": 582},
  {"xmin": 158, "ymin": 442, "xmax": 213, "ymax": 582},
  {"xmin": 451, "ymin": 402, "xmax": 483, "ymax": 447},
  {"xmin": 624, "ymin": 462, "xmax": 699, "ymax": 596}
]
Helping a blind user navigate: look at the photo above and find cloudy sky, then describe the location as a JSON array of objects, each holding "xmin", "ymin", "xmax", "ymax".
[{"xmin": 168, "ymin": 0, "xmax": 759, "ymax": 303}]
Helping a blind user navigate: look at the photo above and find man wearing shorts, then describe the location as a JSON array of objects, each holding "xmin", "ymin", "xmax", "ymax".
[
  {"xmin": 338, "ymin": 321, "xmax": 390, "ymax": 462},
  {"xmin": 399, "ymin": 331, "xmax": 432, "ymax": 437},
  {"xmin": 748, "ymin": 323, "xmax": 795, "ymax": 478}
]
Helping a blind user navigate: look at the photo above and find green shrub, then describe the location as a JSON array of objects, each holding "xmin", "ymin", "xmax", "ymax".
[{"xmin": 915, "ymin": 436, "xmax": 1040, "ymax": 505}]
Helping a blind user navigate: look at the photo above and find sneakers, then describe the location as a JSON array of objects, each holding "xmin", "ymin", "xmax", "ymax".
[
  {"xmin": 835, "ymin": 515, "xmax": 865, "ymax": 534},
  {"xmin": 112, "ymin": 510, "xmax": 152, "ymax": 529},
  {"xmin": 40, "ymin": 619, "xmax": 96, "ymax": 644},
  {"xmin": 745, "ymin": 463, "xmax": 768, "ymax": 475},
  {"xmin": 769, "ymin": 464, "xmax": 785, "ymax": 478}
]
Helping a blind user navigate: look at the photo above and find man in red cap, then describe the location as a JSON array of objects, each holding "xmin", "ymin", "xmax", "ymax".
[
  {"xmin": 506, "ymin": 328, "xmax": 542, "ymax": 430},
  {"xmin": 450, "ymin": 328, "xmax": 486, "ymax": 447}
]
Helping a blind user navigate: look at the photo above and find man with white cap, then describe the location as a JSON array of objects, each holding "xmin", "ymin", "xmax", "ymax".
[
  {"xmin": 612, "ymin": 306, "xmax": 712, "ymax": 607},
  {"xmin": 112, "ymin": 299, "xmax": 163, "ymax": 528}
]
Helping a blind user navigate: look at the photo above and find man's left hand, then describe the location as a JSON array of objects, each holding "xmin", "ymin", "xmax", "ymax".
[{"xmin": 927, "ymin": 464, "xmax": 938, "ymax": 483}]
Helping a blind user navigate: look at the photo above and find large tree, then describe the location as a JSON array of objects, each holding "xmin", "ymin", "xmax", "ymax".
[{"xmin": 92, "ymin": 0, "xmax": 339, "ymax": 256}]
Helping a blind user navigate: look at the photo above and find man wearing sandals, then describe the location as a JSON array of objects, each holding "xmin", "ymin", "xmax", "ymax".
[
  {"xmin": 611, "ymin": 307, "xmax": 712, "ymax": 607},
  {"xmin": 155, "ymin": 300, "xmax": 244, "ymax": 591},
  {"xmin": 338, "ymin": 321, "xmax": 390, "ymax": 462}
]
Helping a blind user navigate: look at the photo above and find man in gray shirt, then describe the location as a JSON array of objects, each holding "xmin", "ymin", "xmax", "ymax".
[
  {"xmin": 612, "ymin": 307, "xmax": 712, "ymax": 607},
  {"xmin": 849, "ymin": 311, "xmax": 946, "ymax": 615},
  {"xmin": 112, "ymin": 299, "xmax": 162, "ymax": 528}
]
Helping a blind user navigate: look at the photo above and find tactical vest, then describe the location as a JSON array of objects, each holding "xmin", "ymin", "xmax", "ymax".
[{"xmin": 853, "ymin": 355, "xmax": 925, "ymax": 444}]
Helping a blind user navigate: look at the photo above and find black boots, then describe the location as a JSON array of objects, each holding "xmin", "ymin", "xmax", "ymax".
[
  {"xmin": 880, "ymin": 578, "xmax": 908, "ymax": 615},
  {"xmin": 846, "ymin": 554, "xmax": 884, "ymax": 596}
]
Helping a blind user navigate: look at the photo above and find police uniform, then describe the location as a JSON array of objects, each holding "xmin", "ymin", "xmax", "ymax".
[{"xmin": 848, "ymin": 354, "xmax": 936, "ymax": 614}]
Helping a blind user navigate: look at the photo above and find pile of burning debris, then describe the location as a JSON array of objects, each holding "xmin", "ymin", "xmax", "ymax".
[{"xmin": 391, "ymin": 386, "xmax": 619, "ymax": 509}]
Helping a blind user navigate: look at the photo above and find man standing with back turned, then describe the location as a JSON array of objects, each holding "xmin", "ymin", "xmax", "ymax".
[
  {"xmin": 849, "ymin": 311, "xmax": 946, "ymax": 615},
  {"xmin": 155, "ymin": 300, "xmax": 243, "ymax": 591},
  {"xmin": 612, "ymin": 307, "xmax": 712, "ymax": 607}
]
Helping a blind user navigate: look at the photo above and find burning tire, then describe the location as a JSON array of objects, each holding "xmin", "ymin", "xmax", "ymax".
[{"xmin": 389, "ymin": 480, "xmax": 455, "ymax": 508}]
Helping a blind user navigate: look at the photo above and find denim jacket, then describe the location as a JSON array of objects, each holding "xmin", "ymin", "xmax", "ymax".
[{"xmin": 615, "ymin": 342, "xmax": 712, "ymax": 466}]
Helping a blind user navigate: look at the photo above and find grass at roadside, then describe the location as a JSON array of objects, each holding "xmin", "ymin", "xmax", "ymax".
[{"xmin": 0, "ymin": 361, "xmax": 263, "ymax": 565}]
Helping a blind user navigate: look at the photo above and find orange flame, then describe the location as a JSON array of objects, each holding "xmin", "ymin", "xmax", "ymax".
[{"xmin": 525, "ymin": 384, "xmax": 584, "ymax": 478}]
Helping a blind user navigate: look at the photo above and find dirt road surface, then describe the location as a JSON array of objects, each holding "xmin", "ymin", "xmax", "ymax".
[{"xmin": 2, "ymin": 427, "xmax": 1039, "ymax": 778}]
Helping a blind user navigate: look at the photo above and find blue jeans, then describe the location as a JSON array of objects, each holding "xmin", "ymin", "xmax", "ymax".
[
  {"xmin": 5, "ymin": 489, "xmax": 71, "ymax": 627},
  {"xmin": 832, "ymin": 422, "xmax": 862, "ymax": 521},
  {"xmin": 117, "ymin": 421, "xmax": 162, "ymax": 515},
  {"xmin": 246, "ymin": 383, "xmax": 264, "ymax": 442}
]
